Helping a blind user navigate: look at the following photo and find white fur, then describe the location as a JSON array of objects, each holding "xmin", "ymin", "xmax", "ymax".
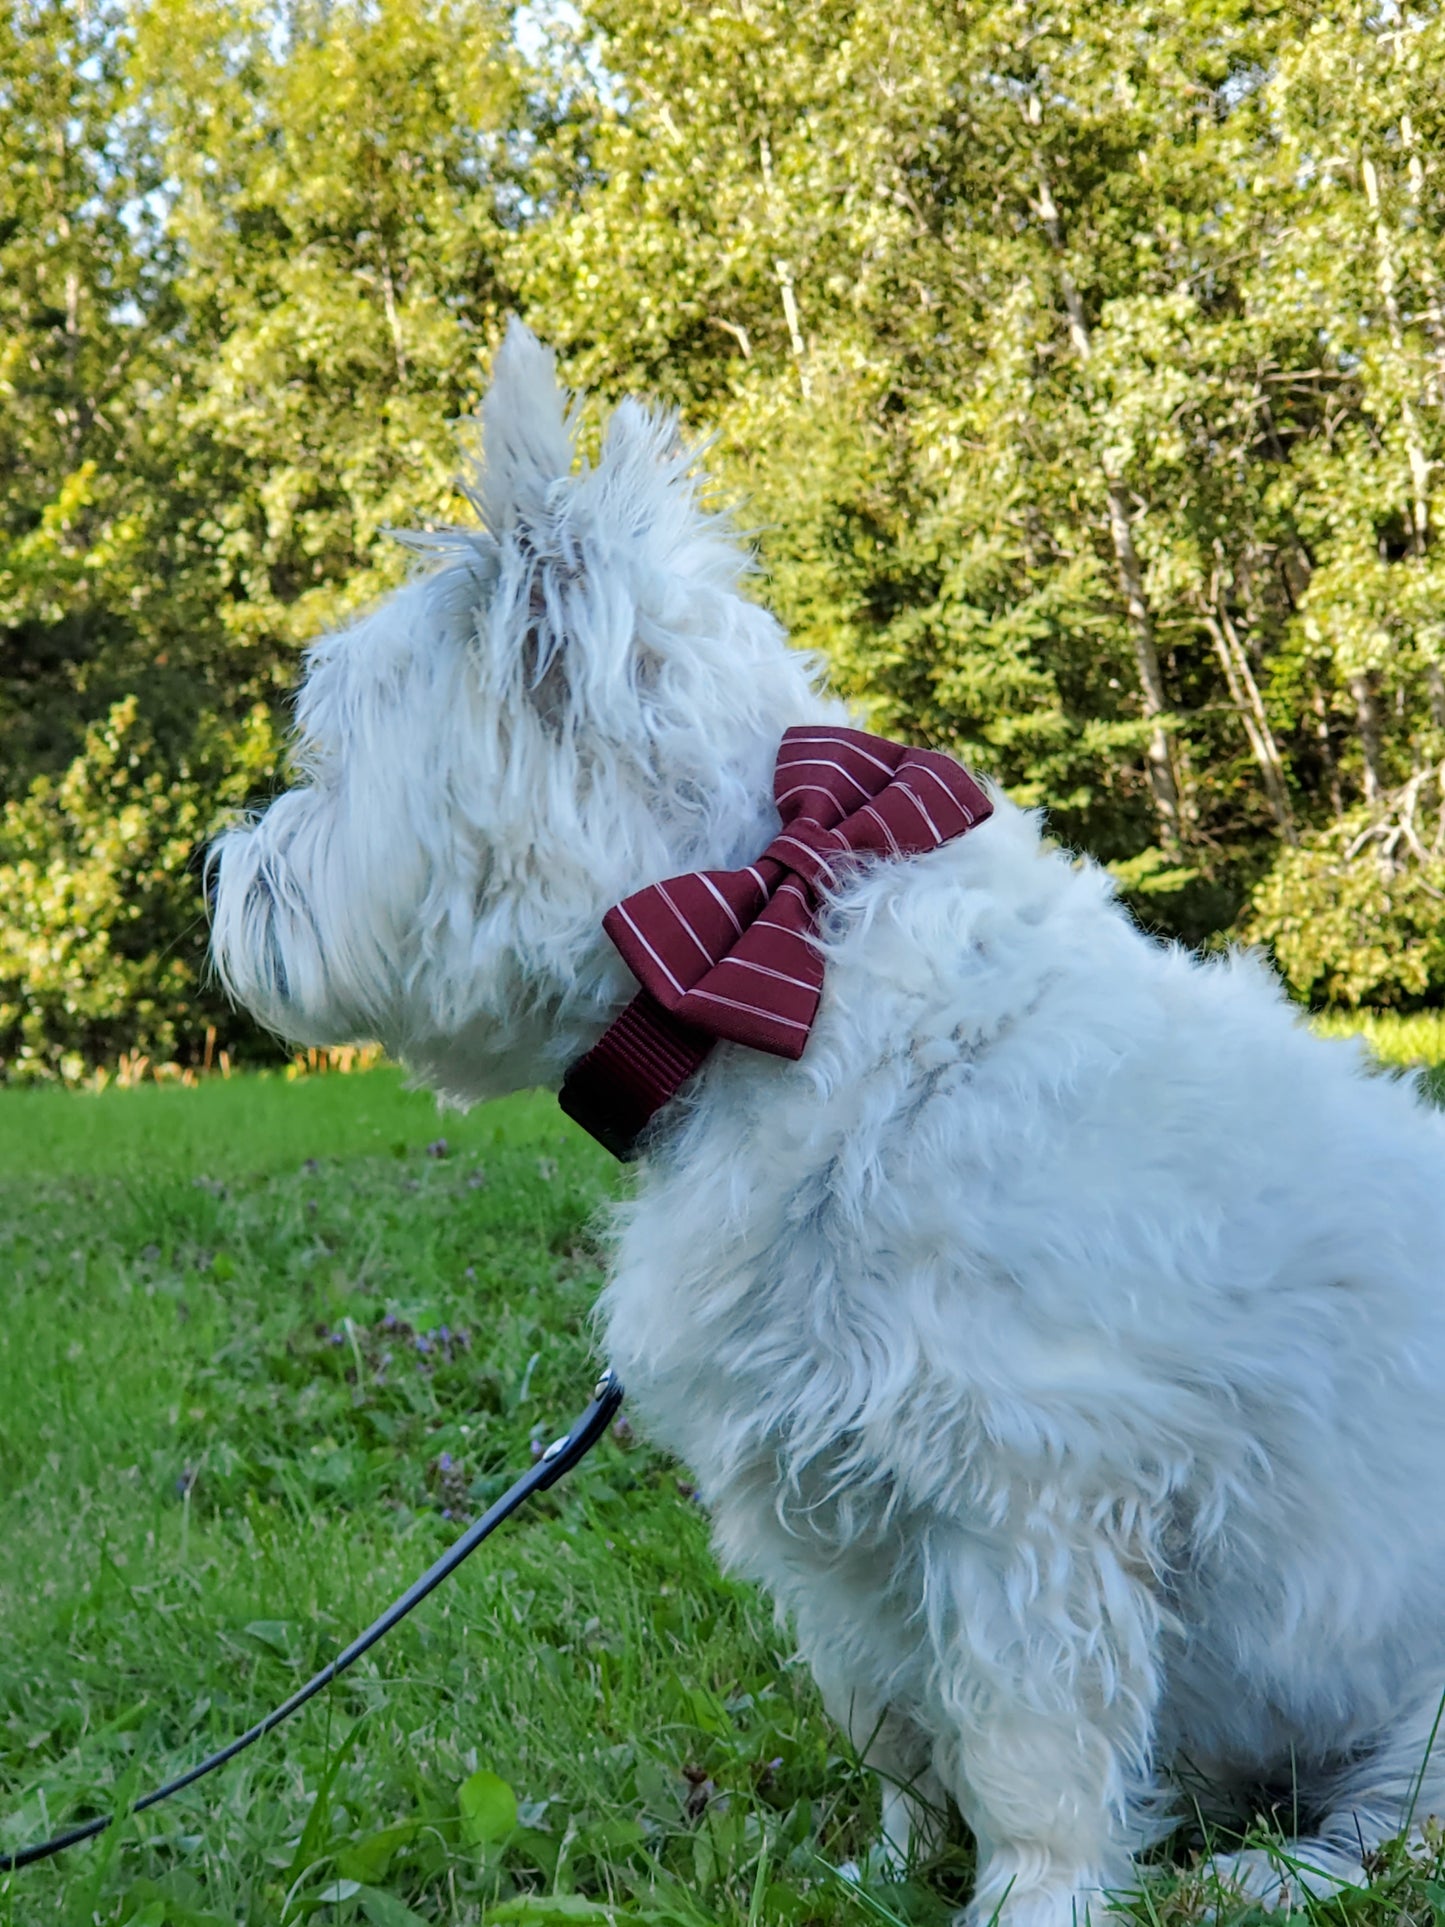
[{"xmin": 211, "ymin": 320, "xmax": 1445, "ymax": 1926}]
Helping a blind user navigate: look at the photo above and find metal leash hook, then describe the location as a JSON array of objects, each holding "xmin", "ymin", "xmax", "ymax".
[{"xmin": 0, "ymin": 1368, "xmax": 625, "ymax": 1876}]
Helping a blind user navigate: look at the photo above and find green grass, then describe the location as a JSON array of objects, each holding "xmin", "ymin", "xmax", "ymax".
[
  {"xmin": 1309, "ymin": 1008, "xmax": 1445, "ymax": 1090},
  {"xmin": 2, "ymin": 1047, "xmax": 1444, "ymax": 1926},
  {"xmin": 0, "ymin": 1073, "xmax": 908, "ymax": 1927}
]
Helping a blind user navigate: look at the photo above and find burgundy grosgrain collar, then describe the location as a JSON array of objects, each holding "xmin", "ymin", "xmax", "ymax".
[{"xmin": 558, "ymin": 725, "xmax": 993, "ymax": 1160}]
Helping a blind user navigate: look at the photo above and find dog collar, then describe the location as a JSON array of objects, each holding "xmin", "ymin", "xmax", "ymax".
[{"xmin": 558, "ymin": 726, "xmax": 992, "ymax": 1161}]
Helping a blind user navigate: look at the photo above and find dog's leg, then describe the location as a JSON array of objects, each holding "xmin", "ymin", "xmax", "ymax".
[
  {"xmin": 711, "ymin": 1474, "xmax": 949, "ymax": 1872},
  {"xmin": 920, "ymin": 1517, "xmax": 1165, "ymax": 1927},
  {"xmin": 877, "ymin": 1733, "xmax": 951, "ymax": 1872},
  {"xmin": 817, "ymin": 1678, "xmax": 949, "ymax": 1871},
  {"xmin": 1209, "ymin": 1684, "xmax": 1445, "ymax": 1910}
]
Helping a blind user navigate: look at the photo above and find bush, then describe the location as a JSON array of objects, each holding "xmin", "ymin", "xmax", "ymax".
[
  {"xmin": 0, "ymin": 696, "xmax": 280, "ymax": 1080},
  {"xmin": 1246, "ymin": 783, "xmax": 1445, "ymax": 1009}
]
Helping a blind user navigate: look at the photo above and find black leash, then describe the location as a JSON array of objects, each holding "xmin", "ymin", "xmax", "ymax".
[{"xmin": 0, "ymin": 1368, "xmax": 624, "ymax": 1876}]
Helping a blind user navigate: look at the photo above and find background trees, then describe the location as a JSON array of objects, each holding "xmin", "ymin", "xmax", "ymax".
[
  {"xmin": 3, "ymin": 0, "xmax": 1444, "ymax": 1076},
  {"xmin": 518, "ymin": 0, "xmax": 1445, "ymax": 957},
  {"xmin": 2, "ymin": 0, "xmax": 543, "ymax": 1073}
]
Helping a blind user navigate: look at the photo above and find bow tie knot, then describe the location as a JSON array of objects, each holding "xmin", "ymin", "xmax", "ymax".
[{"xmin": 758, "ymin": 819, "xmax": 851, "ymax": 896}]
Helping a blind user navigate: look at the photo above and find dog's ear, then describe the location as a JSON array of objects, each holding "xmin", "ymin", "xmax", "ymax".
[
  {"xmin": 459, "ymin": 319, "xmax": 748, "ymax": 733},
  {"xmin": 590, "ymin": 396, "xmax": 695, "ymax": 544},
  {"xmin": 467, "ymin": 318, "xmax": 711, "ymax": 577},
  {"xmin": 464, "ymin": 317, "xmax": 579, "ymax": 538}
]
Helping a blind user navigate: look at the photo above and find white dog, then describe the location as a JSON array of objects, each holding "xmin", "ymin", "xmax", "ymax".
[{"xmin": 210, "ymin": 321, "xmax": 1445, "ymax": 1927}]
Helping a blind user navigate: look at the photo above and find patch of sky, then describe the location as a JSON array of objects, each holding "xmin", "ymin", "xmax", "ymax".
[
  {"xmin": 514, "ymin": 0, "xmax": 623, "ymax": 110},
  {"xmin": 1219, "ymin": 62, "xmax": 1268, "ymax": 109}
]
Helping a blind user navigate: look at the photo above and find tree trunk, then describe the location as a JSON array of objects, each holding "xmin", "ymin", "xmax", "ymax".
[
  {"xmin": 1201, "ymin": 590, "xmax": 1296, "ymax": 842},
  {"xmin": 1403, "ymin": 120, "xmax": 1445, "ymax": 419},
  {"xmin": 1035, "ymin": 162, "xmax": 1185, "ymax": 854},
  {"xmin": 761, "ymin": 137, "xmax": 812, "ymax": 402},
  {"xmin": 1350, "ymin": 672, "xmax": 1386, "ymax": 805},
  {"xmin": 1398, "ymin": 127, "xmax": 1445, "ymax": 728},
  {"xmin": 1363, "ymin": 153, "xmax": 1431, "ymax": 552},
  {"xmin": 1364, "ymin": 147, "xmax": 1442, "ymax": 728},
  {"xmin": 1311, "ymin": 677, "xmax": 1345, "ymax": 818},
  {"xmin": 1105, "ymin": 481, "xmax": 1184, "ymax": 848}
]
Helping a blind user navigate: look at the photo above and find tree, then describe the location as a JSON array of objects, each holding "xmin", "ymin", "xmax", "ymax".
[
  {"xmin": 518, "ymin": 0, "xmax": 1445, "ymax": 975},
  {"xmin": 0, "ymin": 0, "xmax": 567, "ymax": 1076},
  {"xmin": 7, "ymin": 0, "xmax": 1445, "ymax": 1075},
  {"xmin": 0, "ymin": 0, "xmax": 168, "ymax": 793},
  {"xmin": 127, "ymin": 0, "xmax": 538, "ymax": 658},
  {"xmin": 514, "ymin": 0, "xmax": 1315, "ymax": 933}
]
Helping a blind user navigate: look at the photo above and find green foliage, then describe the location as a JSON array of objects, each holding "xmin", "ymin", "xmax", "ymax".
[
  {"xmin": 1311, "ymin": 1007, "xmax": 1445, "ymax": 1084},
  {"xmin": 129, "ymin": 0, "xmax": 535, "ymax": 649},
  {"xmin": 0, "ymin": 697, "xmax": 279, "ymax": 1079},
  {"xmin": 0, "ymin": 0, "xmax": 556, "ymax": 1075},
  {"xmin": 0, "ymin": 0, "xmax": 172, "ymax": 791},
  {"xmin": 1247, "ymin": 773, "xmax": 1445, "ymax": 1008},
  {"xmin": 6, "ymin": 0, "xmax": 1445, "ymax": 1072},
  {"xmin": 517, "ymin": 0, "xmax": 1445, "ymax": 954}
]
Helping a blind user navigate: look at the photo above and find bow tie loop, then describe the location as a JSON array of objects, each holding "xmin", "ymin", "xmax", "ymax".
[
  {"xmin": 560, "ymin": 725, "xmax": 994, "ymax": 1158},
  {"xmin": 599, "ymin": 726, "xmax": 993, "ymax": 1059}
]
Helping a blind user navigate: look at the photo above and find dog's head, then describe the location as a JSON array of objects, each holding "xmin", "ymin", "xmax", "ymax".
[{"xmin": 208, "ymin": 322, "xmax": 822, "ymax": 1101}]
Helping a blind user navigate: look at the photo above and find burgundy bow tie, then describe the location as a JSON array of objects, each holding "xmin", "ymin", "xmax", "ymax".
[{"xmin": 559, "ymin": 725, "xmax": 993, "ymax": 1160}]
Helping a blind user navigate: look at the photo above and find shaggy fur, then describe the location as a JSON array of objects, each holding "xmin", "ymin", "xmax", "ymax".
[{"xmin": 210, "ymin": 321, "xmax": 1445, "ymax": 1926}]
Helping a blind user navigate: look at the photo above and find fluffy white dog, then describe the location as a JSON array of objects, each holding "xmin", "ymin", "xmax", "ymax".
[{"xmin": 210, "ymin": 321, "xmax": 1445, "ymax": 1926}]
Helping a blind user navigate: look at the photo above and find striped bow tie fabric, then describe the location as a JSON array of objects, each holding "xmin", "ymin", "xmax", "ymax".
[{"xmin": 559, "ymin": 725, "xmax": 993, "ymax": 1160}]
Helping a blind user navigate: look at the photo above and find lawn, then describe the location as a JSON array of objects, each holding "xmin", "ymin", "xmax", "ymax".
[
  {"xmin": 2, "ymin": 1040, "xmax": 1444, "ymax": 1927},
  {"xmin": 0, "ymin": 1073, "xmax": 899, "ymax": 1927}
]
